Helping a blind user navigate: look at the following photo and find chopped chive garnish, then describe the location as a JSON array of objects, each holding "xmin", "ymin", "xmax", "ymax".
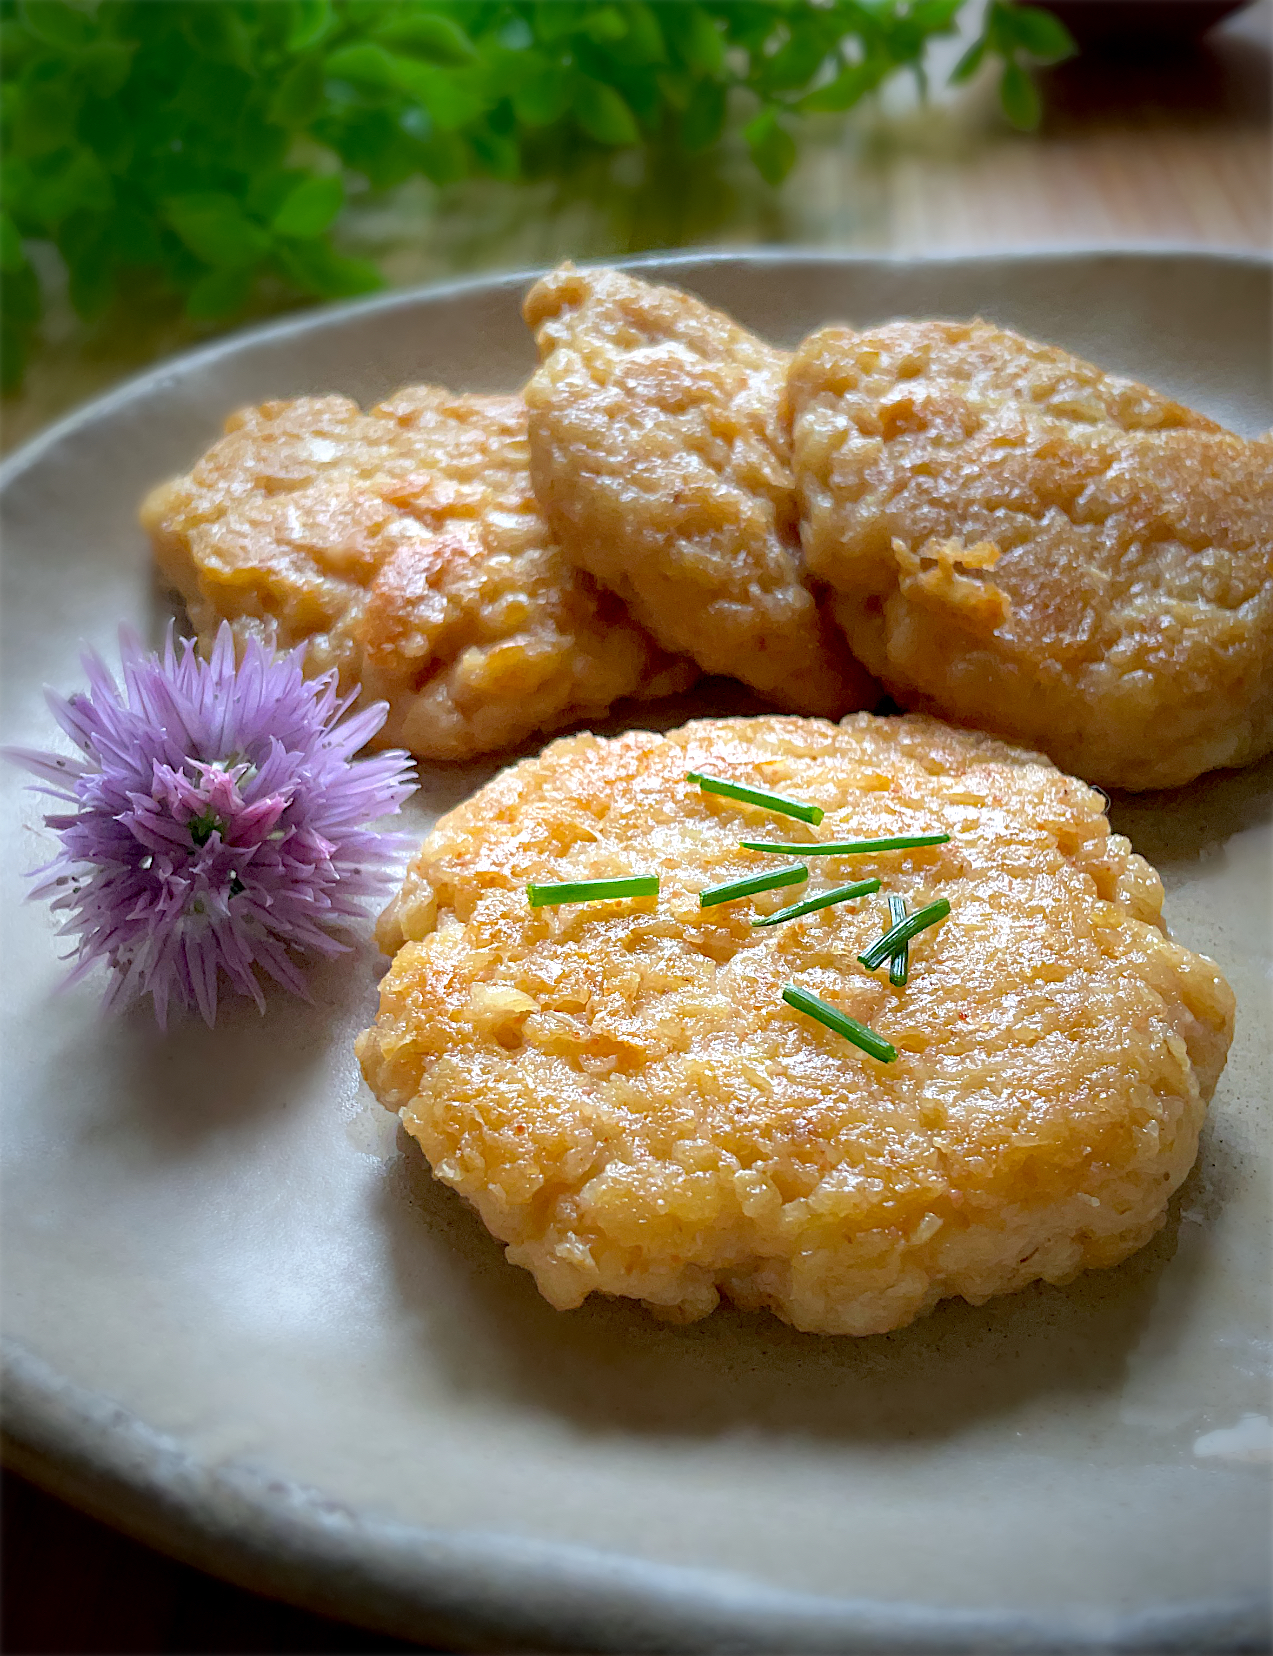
[
  {"xmin": 886, "ymin": 895, "xmax": 909, "ymax": 987},
  {"xmin": 527, "ymin": 875, "xmax": 659, "ymax": 908},
  {"xmin": 740, "ymin": 833, "xmax": 950, "ymax": 855},
  {"xmin": 781, "ymin": 985, "xmax": 897, "ymax": 1063},
  {"xmin": 699, "ymin": 864, "xmax": 807, "ymax": 908},
  {"xmin": 687, "ymin": 771, "xmax": 823, "ymax": 824},
  {"xmin": 859, "ymin": 897, "xmax": 950, "ymax": 971},
  {"xmin": 752, "ymin": 878, "xmax": 880, "ymax": 928}
]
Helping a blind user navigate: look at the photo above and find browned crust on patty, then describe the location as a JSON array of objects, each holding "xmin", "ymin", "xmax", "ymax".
[
  {"xmin": 358, "ymin": 712, "xmax": 1234, "ymax": 1333},
  {"xmin": 789, "ymin": 319, "xmax": 1273, "ymax": 790},
  {"xmin": 523, "ymin": 264, "xmax": 879, "ymax": 719},
  {"xmin": 142, "ymin": 386, "xmax": 695, "ymax": 762}
]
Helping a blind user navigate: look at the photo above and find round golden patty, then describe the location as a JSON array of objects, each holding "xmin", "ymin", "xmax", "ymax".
[
  {"xmin": 789, "ymin": 319, "xmax": 1273, "ymax": 791},
  {"xmin": 142, "ymin": 387, "xmax": 694, "ymax": 762},
  {"xmin": 357, "ymin": 713, "xmax": 1233, "ymax": 1335},
  {"xmin": 522, "ymin": 264, "xmax": 877, "ymax": 719}
]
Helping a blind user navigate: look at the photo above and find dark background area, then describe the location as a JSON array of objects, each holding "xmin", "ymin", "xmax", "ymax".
[{"xmin": 1, "ymin": 1470, "xmax": 433, "ymax": 1655}]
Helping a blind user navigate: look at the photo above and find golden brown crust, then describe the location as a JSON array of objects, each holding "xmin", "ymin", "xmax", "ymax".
[
  {"xmin": 357, "ymin": 712, "xmax": 1234, "ymax": 1334},
  {"xmin": 789, "ymin": 319, "xmax": 1273, "ymax": 790},
  {"xmin": 141, "ymin": 387, "xmax": 695, "ymax": 762},
  {"xmin": 522, "ymin": 264, "xmax": 878, "ymax": 719}
]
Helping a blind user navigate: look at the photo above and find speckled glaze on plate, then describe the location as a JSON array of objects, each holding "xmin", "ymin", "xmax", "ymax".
[{"xmin": 2, "ymin": 252, "xmax": 1270, "ymax": 1654}]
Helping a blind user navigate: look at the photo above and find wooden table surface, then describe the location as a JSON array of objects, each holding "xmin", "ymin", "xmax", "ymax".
[{"xmin": 3, "ymin": 8, "xmax": 1270, "ymax": 1652}]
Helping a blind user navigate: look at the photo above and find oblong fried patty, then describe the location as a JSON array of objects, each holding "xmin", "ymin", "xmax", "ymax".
[
  {"xmin": 142, "ymin": 387, "xmax": 694, "ymax": 762},
  {"xmin": 522, "ymin": 264, "xmax": 878, "ymax": 719}
]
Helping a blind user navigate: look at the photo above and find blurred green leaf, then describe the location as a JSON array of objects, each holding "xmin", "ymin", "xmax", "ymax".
[
  {"xmin": 245, "ymin": 169, "xmax": 301, "ymax": 222},
  {"xmin": 325, "ymin": 41, "xmax": 400, "ymax": 91},
  {"xmin": 73, "ymin": 42, "xmax": 133, "ymax": 99},
  {"xmin": 0, "ymin": 19, "xmax": 37, "ymax": 74},
  {"xmin": 271, "ymin": 172, "xmax": 343, "ymax": 237},
  {"xmin": 55, "ymin": 204, "xmax": 106, "ymax": 265},
  {"xmin": 601, "ymin": 2, "xmax": 664, "ymax": 64},
  {"xmin": 662, "ymin": 5, "xmax": 724, "ymax": 76},
  {"xmin": 376, "ymin": 11, "xmax": 476, "ymax": 67},
  {"xmin": 186, "ymin": 262, "xmax": 256, "ymax": 318},
  {"xmin": 75, "ymin": 96, "xmax": 133, "ymax": 172},
  {"xmin": 315, "ymin": 106, "xmax": 396, "ymax": 174},
  {"xmin": 0, "ymin": 212, "xmax": 26, "ymax": 273},
  {"xmin": 614, "ymin": 67, "xmax": 662, "ymax": 127},
  {"xmin": 583, "ymin": 6, "xmax": 628, "ymax": 45},
  {"xmin": 17, "ymin": 1, "xmax": 92, "ymax": 50},
  {"xmin": 949, "ymin": 35, "xmax": 988, "ymax": 83},
  {"xmin": 27, "ymin": 148, "xmax": 113, "ymax": 225},
  {"xmin": 14, "ymin": 79, "xmax": 77, "ymax": 155},
  {"xmin": 467, "ymin": 127, "xmax": 520, "ymax": 179},
  {"xmin": 271, "ymin": 56, "xmax": 326, "ymax": 126},
  {"xmin": 165, "ymin": 193, "xmax": 271, "ymax": 267},
  {"xmin": 181, "ymin": 5, "xmax": 254, "ymax": 70},
  {"xmin": 573, "ymin": 76, "xmax": 640, "ymax": 145},
  {"xmin": 2, "ymin": 258, "xmax": 42, "ymax": 324},
  {"xmin": 178, "ymin": 59, "xmax": 255, "ymax": 128},
  {"xmin": 275, "ymin": 236, "xmax": 382, "ymax": 298},
  {"xmin": 799, "ymin": 59, "xmax": 885, "ymax": 114},
  {"xmin": 743, "ymin": 106, "xmax": 797, "ymax": 185},
  {"xmin": 231, "ymin": 108, "xmax": 288, "ymax": 174},
  {"xmin": 1001, "ymin": 3, "xmax": 1076, "ymax": 61},
  {"xmin": 758, "ymin": 30, "xmax": 830, "ymax": 94},
  {"xmin": 910, "ymin": 0, "xmax": 965, "ymax": 29},
  {"xmin": 999, "ymin": 58, "xmax": 1041, "ymax": 127},
  {"xmin": 514, "ymin": 64, "xmax": 574, "ymax": 127},
  {"xmin": 287, "ymin": 0, "xmax": 333, "ymax": 52},
  {"xmin": 392, "ymin": 57, "xmax": 487, "ymax": 128},
  {"xmin": 533, "ymin": 2, "xmax": 587, "ymax": 42}
]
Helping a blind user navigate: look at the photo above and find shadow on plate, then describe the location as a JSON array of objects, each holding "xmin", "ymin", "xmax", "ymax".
[
  {"xmin": 1106, "ymin": 749, "xmax": 1273, "ymax": 871},
  {"xmin": 374, "ymin": 1119, "xmax": 1238, "ymax": 1448},
  {"xmin": 51, "ymin": 944, "xmax": 389, "ymax": 1158}
]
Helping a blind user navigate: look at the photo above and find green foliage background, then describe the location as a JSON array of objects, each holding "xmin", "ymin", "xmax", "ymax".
[{"xmin": 0, "ymin": 0, "xmax": 1073, "ymax": 392}]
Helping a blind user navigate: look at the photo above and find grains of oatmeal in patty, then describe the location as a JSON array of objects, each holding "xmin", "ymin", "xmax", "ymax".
[
  {"xmin": 523, "ymin": 263, "xmax": 878, "ymax": 719},
  {"xmin": 357, "ymin": 712, "xmax": 1233, "ymax": 1334},
  {"xmin": 789, "ymin": 318, "xmax": 1273, "ymax": 790},
  {"xmin": 142, "ymin": 386, "xmax": 695, "ymax": 762}
]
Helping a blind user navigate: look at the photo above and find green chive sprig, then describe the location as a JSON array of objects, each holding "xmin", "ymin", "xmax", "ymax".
[
  {"xmin": 527, "ymin": 876, "xmax": 659, "ymax": 908},
  {"xmin": 886, "ymin": 895, "xmax": 909, "ymax": 987},
  {"xmin": 687, "ymin": 772, "xmax": 823, "ymax": 824},
  {"xmin": 752, "ymin": 878, "xmax": 880, "ymax": 928},
  {"xmin": 859, "ymin": 897, "xmax": 950, "ymax": 971},
  {"xmin": 740, "ymin": 832, "xmax": 950, "ymax": 856},
  {"xmin": 781, "ymin": 986, "xmax": 896, "ymax": 1063},
  {"xmin": 700, "ymin": 865, "xmax": 807, "ymax": 909}
]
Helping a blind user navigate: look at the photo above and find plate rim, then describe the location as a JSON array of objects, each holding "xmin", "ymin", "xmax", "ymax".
[
  {"xmin": 6, "ymin": 1338, "xmax": 1270, "ymax": 1655},
  {"xmin": 3, "ymin": 246, "xmax": 1271, "ymax": 1653}
]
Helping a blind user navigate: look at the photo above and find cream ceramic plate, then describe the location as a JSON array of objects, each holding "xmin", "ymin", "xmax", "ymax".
[{"xmin": 2, "ymin": 252, "xmax": 1270, "ymax": 1654}]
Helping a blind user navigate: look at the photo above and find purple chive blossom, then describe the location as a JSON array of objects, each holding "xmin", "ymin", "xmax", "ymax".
[{"xmin": 7, "ymin": 624, "xmax": 415, "ymax": 1028}]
